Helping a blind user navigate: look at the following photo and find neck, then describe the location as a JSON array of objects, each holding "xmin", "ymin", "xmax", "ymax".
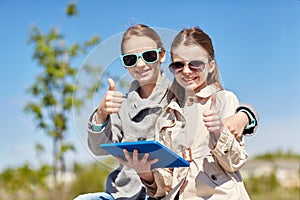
[
  {"xmin": 185, "ymin": 82, "xmax": 207, "ymax": 98},
  {"xmin": 139, "ymin": 84, "xmax": 156, "ymax": 98},
  {"xmin": 139, "ymin": 73, "xmax": 162, "ymax": 99},
  {"xmin": 185, "ymin": 89, "xmax": 195, "ymax": 97}
]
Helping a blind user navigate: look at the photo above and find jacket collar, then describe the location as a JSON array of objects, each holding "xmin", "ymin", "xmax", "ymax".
[
  {"xmin": 127, "ymin": 71, "xmax": 170, "ymax": 119},
  {"xmin": 167, "ymin": 84, "xmax": 221, "ymax": 111},
  {"xmin": 195, "ymin": 84, "xmax": 221, "ymax": 99}
]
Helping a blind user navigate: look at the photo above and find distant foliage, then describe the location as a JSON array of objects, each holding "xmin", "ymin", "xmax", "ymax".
[
  {"xmin": 70, "ymin": 159, "xmax": 116, "ymax": 198},
  {"xmin": 245, "ymin": 171, "xmax": 279, "ymax": 193},
  {"xmin": 244, "ymin": 171, "xmax": 299, "ymax": 200},
  {"xmin": 66, "ymin": 2, "xmax": 78, "ymax": 16},
  {"xmin": 0, "ymin": 161, "xmax": 114, "ymax": 200},
  {"xmin": 0, "ymin": 164, "xmax": 51, "ymax": 200},
  {"xmin": 254, "ymin": 149, "xmax": 300, "ymax": 160}
]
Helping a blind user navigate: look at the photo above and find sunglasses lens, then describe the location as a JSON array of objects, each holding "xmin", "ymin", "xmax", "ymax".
[
  {"xmin": 189, "ymin": 60, "xmax": 204, "ymax": 67},
  {"xmin": 169, "ymin": 62, "xmax": 185, "ymax": 73},
  {"xmin": 122, "ymin": 55, "xmax": 137, "ymax": 67},
  {"xmin": 169, "ymin": 61, "xmax": 206, "ymax": 73},
  {"xmin": 171, "ymin": 62, "xmax": 185, "ymax": 69},
  {"xmin": 142, "ymin": 50, "xmax": 158, "ymax": 62},
  {"xmin": 189, "ymin": 60, "xmax": 206, "ymax": 71}
]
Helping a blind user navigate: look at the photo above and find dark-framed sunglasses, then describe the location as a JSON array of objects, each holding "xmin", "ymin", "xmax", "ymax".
[
  {"xmin": 168, "ymin": 60, "xmax": 207, "ymax": 73},
  {"xmin": 120, "ymin": 48, "xmax": 162, "ymax": 68}
]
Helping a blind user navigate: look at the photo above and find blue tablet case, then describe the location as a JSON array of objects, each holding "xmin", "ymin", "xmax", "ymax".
[{"xmin": 100, "ymin": 140, "xmax": 190, "ymax": 168}]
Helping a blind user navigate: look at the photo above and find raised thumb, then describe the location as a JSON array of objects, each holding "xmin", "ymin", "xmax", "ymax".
[
  {"xmin": 210, "ymin": 92, "xmax": 217, "ymax": 110},
  {"xmin": 108, "ymin": 78, "xmax": 115, "ymax": 91}
]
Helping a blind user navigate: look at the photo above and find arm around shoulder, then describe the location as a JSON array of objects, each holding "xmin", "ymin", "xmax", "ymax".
[{"xmin": 236, "ymin": 104, "xmax": 259, "ymax": 136}]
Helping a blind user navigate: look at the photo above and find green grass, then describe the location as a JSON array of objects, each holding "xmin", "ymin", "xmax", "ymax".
[{"xmin": 248, "ymin": 188, "xmax": 300, "ymax": 200}]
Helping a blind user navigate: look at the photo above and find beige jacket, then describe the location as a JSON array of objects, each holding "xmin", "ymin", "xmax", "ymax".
[{"xmin": 145, "ymin": 85, "xmax": 250, "ymax": 200}]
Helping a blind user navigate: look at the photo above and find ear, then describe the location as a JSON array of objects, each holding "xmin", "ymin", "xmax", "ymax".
[
  {"xmin": 159, "ymin": 49, "xmax": 166, "ymax": 63},
  {"xmin": 208, "ymin": 60, "xmax": 216, "ymax": 73}
]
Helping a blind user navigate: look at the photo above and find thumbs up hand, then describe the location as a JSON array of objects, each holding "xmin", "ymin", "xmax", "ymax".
[
  {"xmin": 95, "ymin": 78, "xmax": 125, "ymax": 123},
  {"xmin": 108, "ymin": 78, "xmax": 115, "ymax": 91},
  {"xmin": 210, "ymin": 92, "xmax": 217, "ymax": 110},
  {"xmin": 203, "ymin": 93, "xmax": 222, "ymax": 138}
]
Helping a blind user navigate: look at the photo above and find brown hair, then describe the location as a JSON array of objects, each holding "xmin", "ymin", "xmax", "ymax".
[
  {"xmin": 121, "ymin": 24, "xmax": 164, "ymax": 54},
  {"xmin": 168, "ymin": 27, "xmax": 223, "ymax": 103},
  {"xmin": 171, "ymin": 27, "xmax": 215, "ymax": 60}
]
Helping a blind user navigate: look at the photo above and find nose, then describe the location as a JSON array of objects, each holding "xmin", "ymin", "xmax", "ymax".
[
  {"xmin": 135, "ymin": 56, "xmax": 145, "ymax": 67},
  {"xmin": 182, "ymin": 63, "xmax": 192, "ymax": 73}
]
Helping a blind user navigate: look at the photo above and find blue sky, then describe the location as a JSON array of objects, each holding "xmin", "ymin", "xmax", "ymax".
[{"xmin": 0, "ymin": 0, "xmax": 299, "ymax": 170}]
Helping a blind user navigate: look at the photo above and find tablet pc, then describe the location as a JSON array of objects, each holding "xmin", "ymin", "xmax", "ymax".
[{"xmin": 100, "ymin": 140, "xmax": 190, "ymax": 168}]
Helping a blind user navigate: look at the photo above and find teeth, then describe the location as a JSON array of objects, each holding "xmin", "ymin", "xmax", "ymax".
[
  {"xmin": 135, "ymin": 69, "xmax": 149, "ymax": 74},
  {"xmin": 184, "ymin": 76, "xmax": 195, "ymax": 81}
]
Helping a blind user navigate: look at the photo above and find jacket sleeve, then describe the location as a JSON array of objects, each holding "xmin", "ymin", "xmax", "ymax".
[
  {"xmin": 87, "ymin": 108, "xmax": 123, "ymax": 155},
  {"xmin": 210, "ymin": 127, "xmax": 248, "ymax": 172},
  {"xmin": 142, "ymin": 168, "xmax": 173, "ymax": 198},
  {"xmin": 210, "ymin": 91, "xmax": 248, "ymax": 172}
]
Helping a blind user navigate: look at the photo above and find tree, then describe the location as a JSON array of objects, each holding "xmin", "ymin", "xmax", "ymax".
[{"xmin": 24, "ymin": 3, "xmax": 99, "ymax": 199}]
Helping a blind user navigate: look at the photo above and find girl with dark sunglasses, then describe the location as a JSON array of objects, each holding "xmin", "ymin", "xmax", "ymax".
[
  {"xmin": 122, "ymin": 27, "xmax": 256, "ymax": 199},
  {"xmin": 76, "ymin": 25, "xmax": 257, "ymax": 200},
  {"xmin": 76, "ymin": 24, "xmax": 169, "ymax": 200}
]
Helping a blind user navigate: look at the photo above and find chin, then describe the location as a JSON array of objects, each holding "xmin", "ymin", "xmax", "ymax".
[
  {"xmin": 138, "ymin": 76, "xmax": 155, "ymax": 85},
  {"xmin": 185, "ymin": 85, "xmax": 196, "ymax": 92}
]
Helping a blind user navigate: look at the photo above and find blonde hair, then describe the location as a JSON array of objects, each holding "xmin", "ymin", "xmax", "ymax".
[{"xmin": 121, "ymin": 24, "xmax": 164, "ymax": 54}]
